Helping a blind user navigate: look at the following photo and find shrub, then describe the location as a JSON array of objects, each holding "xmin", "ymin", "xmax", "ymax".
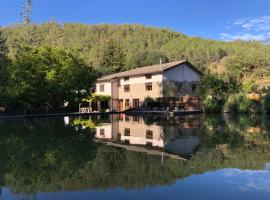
[
  {"xmin": 262, "ymin": 92, "xmax": 270, "ymax": 115},
  {"xmin": 143, "ymin": 97, "xmax": 161, "ymax": 108},
  {"xmin": 236, "ymin": 93, "xmax": 259, "ymax": 114},
  {"xmin": 203, "ymin": 96, "xmax": 222, "ymax": 113},
  {"xmin": 224, "ymin": 95, "xmax": 238, "ymax": 112},
  {"xmin": 223, "ymin": 93, "xmax": 260, "ymax": 114}
]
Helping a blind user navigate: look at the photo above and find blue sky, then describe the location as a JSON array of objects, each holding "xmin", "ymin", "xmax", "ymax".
[{"xmin": 1, "ymin": 0, "xmax": 270, "ymax": 41}]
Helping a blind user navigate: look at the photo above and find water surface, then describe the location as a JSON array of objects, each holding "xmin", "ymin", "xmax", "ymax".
[{"xmin": 0, "ymin": 114, "xmax": 270, "ymax": 200}]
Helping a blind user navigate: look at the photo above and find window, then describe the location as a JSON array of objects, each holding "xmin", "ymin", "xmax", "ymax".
[
  {"xmin": 145, "ymin": 74, "xmax": 152, "ymax": 79},
  {"xmin": 100, "ymin": 129, "xmax": 105, "ymax": 136},
  {"xmin": 146, "ymin": 130, "xmax": 153, "ymax": 139},
  {"xmin": 125, "ymin": 99, "xmax": 130, "ymax": 109},
  {"xmin": 124, "ymin": 77, "xmax": 129, "ymax": 82},
  {"xmin": 124, "ymin": 128, "xmax": 130, "ymax": 136},
  {"xmin": 124, "ymin": 85, "xmax": 130, "ymax": 92},
  {"xmin": 145, "ymin": 83, "xmax": 152, "ymax": 91},
  {"xmin": 99, "ymin": 84, "xmax": 104, "ymax": 92}
]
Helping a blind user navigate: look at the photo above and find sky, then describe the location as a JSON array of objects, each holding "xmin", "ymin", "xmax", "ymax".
[{"xmin": 1, "ymin": 0, "xmax": 270, "ymax": 41}]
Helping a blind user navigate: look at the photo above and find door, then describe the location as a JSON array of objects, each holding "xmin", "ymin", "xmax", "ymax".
[
  {"xmin": 133, "ymin": 99, "xmax": 140, "ymax": 108},
  {"xmin": 119, "ymin": 99, "xmax": 124, "ymax": 111},
  {"xmin": 125, "ymin": 99, "xmax": 130, "ymax": 110}
]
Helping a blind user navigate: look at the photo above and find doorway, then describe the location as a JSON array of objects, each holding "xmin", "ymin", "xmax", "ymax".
[
  {"xmin": 119, "ymin": 99, "xmax": 124, "ymax": 111},
  {"xmin": 133, "ymin": 99, "xmax": 140, "ymax": 108}
]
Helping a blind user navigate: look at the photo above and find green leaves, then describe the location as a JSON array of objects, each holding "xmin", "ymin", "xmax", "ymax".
[
  {"xmin": 100, "ymin": 39, "xmax": 126, "ymax": 74},
  {"xmin": 0, "ymin": 30, "xmax": 10, "ymax": 104},
  {"xmin": 8, "ymin": 46, "xmax": 96, "ymax": 109}
]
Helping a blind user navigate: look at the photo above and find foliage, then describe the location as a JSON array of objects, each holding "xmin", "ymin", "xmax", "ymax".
[
  {"xmin": 1, "ymin": 22, "xmax": 270, "ymax": 111},
  {"xmin": 84, "ymin": 93, "xmax": 111, "ymax": 102},
  {"xmin": 262, "ymin": 92, "xmax": 270, "ymax": 115},
  {"xmin": 224, "ymin": 95, "xmax": 238, "ymax": 112},
  {"xmin": 0, "ymin": 30, "xmax": 11, "ymax": 105},
  {"xmin": 242, "ymin": 80, "xmax": 258, "ymax": 93},
  {"xmin": 1, "ymin": 114, "xmax": 270, "ymax": 194},
  {"xmin": 8, "ymin": 46, "xmax": 96, "ymax": 110},
  {"xmin": 236, "ymin": 93, "xmax": 259, "ymax": 114},
  {"xmin": 72, "ymin": 118, "xmax": 96, "ymax": 129},
  {"xmin": 2, "ymin": 23, "xmax": 270, "ymax": 74},
  {"xmin": 203, "ymin": 96, "xmax": 222, "ymax": 113},
  {"xmin": 143, "ymin": 97, "xmax": 160, "ymax": 107},
  {"xmin": 201, "ymin": 73, "xmax": 239, "ymax": 97},
  {"xmin": 224, "ymin": 49, "xmax": 270, "ymax": 80},
  {"xmin": 100, "ymin": 39, "xmax": 126, "ymax": 74},
  {"xmin": 224, "ymin": 93, "xmax": 259, "ymax": 114}
]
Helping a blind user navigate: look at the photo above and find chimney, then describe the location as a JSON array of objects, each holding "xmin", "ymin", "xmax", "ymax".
[{"xmin": 160, "ymin": 58, "xmax": 163, "ymax": 69}]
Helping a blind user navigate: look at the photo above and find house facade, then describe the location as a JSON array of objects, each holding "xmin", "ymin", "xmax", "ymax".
[{"xmin": 94, "ymin": 60, "xmax": 202, "ymax": 111}]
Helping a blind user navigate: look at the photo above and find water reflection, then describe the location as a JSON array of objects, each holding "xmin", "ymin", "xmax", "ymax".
[
  {"xmin": 92, "ymin": 114, "xmax": 202, "ymax": 158},
  {"xmin": 0, "ymin": 114, "xmax": 270, "ymax": 199}
]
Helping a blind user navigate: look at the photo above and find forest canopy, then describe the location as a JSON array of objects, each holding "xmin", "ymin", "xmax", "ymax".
[{"xmin": 1, "ymin": 22, "xmax": 270, "ymax": 111}]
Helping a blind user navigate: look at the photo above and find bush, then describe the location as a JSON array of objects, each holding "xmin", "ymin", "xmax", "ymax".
[
  {"xmin": 223, "ymin": 93, "xmax": 260, "ymax": 114},
  {"xmin": 203, "ymin": 96, "xmax": 222, "ymax": 113},
  {"xmin": 143, "ymin": 97, "xmax": 160, "ymax": 108},
  {"xmin": 224, "ymin": 95, "xmax": 238, "ymax": 112},
  {"xmin": 262, "ymin": 92, "xmax": 270, "ymax": 115},
  {"xmin": 236, "ymin": 94, "xmax": 259, "ymax": 114}
]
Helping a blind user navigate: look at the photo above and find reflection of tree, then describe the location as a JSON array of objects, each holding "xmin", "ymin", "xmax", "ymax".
[
  {"xmin": 201, "ymin": 114, "xmax": 270, "ymax": 148},
  {"xmin": 1, "ymin": 114, "xmax": 270, "ymax": 195},
  {"xmin": 0, "ymin": 119, "xmax": 99, "ymax": 194},
  {"xmin": 162, "ymin": 80, "xmax": 200, "ymax": 97}
]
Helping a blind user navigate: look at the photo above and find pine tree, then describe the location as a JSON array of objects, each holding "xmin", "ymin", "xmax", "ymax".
[
  {"xmin": 17, "ymin": 0, "xmax": 40, "ymax": 48},
  {"xmin": 22, "ymin": 0, "xmax": 32, "ymax": 26},
  {"xmin": 100, "ymin": 39, "xmax": 126, "ymax": 74}
]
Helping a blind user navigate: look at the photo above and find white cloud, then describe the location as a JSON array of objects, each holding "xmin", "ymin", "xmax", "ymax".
[
  {"xmin": 222, "ymin": 168, "xmax": 268, "ymax": 177},
  {"xmin": 221, "ymin": 168, "xmax": 270, "ymax": 193},
  {"xmin": 220, "ymin": 16, "xmax": 270, "ymax": 42},
  {"xmin": 220, "ymin": 32, "xmax": 270, "ymax": 41},
  {"xmin": 235, "ymin": 16, "xmax": 270, "ymax": 31}
]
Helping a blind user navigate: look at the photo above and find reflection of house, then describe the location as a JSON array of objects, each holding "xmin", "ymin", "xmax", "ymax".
[
  {"xmin": 119, "ymin": 116, "xmax": 164, "ymax": 147},
  {"xmin": 96, "ymin": 123, "xmax": 112, "ymax": 139},
  {"xmin": 94, "ymin": 115, "xmax": 202, "ymax": 158},
  {"xmin": 94, "ymin": 60, "xmax": 202, "ymax": 111}
]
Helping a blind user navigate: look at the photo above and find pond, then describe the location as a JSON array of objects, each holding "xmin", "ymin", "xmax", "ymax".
[{"xmin": 0, "ymin": 113, "xmax": 270, "ymax": 200}]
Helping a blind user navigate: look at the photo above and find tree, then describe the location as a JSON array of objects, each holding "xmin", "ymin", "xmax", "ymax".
[
  {"xmin": 0, "ymin": 30, "xmax": 10, "ymax": 106},
  {"xmin": 15, "ymin": 0, "xmax": 40, "ymax": 49},
  {"xmin": 100, "ymin": 39, "xmax": 126, "ymax": 74},
  {"xmin": 10, "ymin": 46, "xmax": 96, "ymax": 111},
  {"xmin": 22, "ymin": 0, "xmax": 32, "ymax": 26},
  {"xmin": 129, "ymin": 50, "xmax": 168, "ymax": 68},
  {"xmin": 44, "ymin": 20, "xmax": 64, "ymax": 47}
]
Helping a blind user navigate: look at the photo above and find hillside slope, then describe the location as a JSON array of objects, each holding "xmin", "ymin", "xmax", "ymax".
[{"xmin": 2, "ymin": 23, "xmax": 270, "ymax": 82}]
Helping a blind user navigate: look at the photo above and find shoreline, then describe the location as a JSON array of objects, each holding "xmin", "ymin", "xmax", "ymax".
[{"xmin": 0, "ymin": 110, "xmax": 203, "ymax": 119}]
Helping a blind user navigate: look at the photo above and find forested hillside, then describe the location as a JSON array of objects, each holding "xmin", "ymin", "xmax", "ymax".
[
  {"xmin": 1, "ymin": 22, "xmax": 270, "ymax": 112},
  {"xmin": 2, "ymin": 23, "xmax": 270, "ymax": 74}
]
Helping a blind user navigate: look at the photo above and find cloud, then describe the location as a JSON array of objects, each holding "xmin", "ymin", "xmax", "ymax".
[
  {"xmin": 222, "ymin": 168, "xmax": 268, "ymax": 177},
  {"xmin": 220, "ymin": 16, "xmax": 270, "ymax": 42},
  {"xmin": 220, "ymin": 32, "xmax": 270, "ymax": 41},
  {"xmin": 234, "ymin": 16, "xmax": 270, "ymax": 31},
  {"xmin": 221, "ymin": 168, "xmax": 270, "ymax": 192}
]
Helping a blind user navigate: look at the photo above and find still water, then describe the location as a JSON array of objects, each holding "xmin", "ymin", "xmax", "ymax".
[{"xmin": 1, "ymin": 114, "xmax": 270, "ymax": 200}]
